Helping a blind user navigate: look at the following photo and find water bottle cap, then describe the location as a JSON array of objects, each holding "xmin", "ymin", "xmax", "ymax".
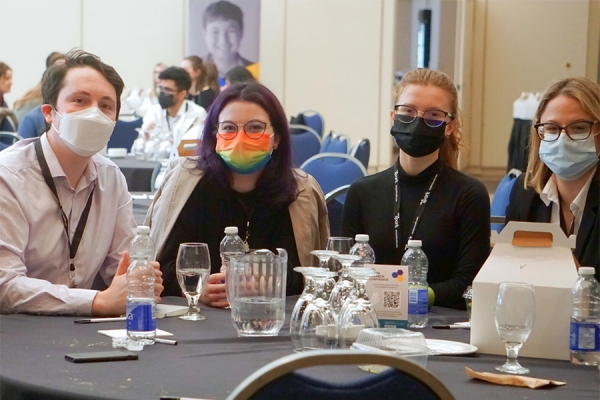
[
  {"xmin": 355, "ymin": 234, "xmax": 369, "ymax": 242},
  {"xmin": 407, "ymin": 240, "xmax": 422, "ymax": 247},
  {"xmin": 579, "ymin": 267, "xmax": 595, "ymax": 275},
  {"xmin": 136, "ymin": 226, "xmax": 150, "ymax": 235},
  {"xmin": 224, "ymin": 226, "xmax": 238, "ymax": 234}
]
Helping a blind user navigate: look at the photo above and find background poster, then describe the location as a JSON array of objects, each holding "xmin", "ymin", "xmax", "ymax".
[{"xmin": 188, "ymin": 0, "xmax": 261, "ymax": 78}]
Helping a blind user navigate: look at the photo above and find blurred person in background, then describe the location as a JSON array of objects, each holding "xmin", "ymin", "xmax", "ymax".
[{"xmin": 14, "ymin": 52, "xmax": 66, "ymax": 122}]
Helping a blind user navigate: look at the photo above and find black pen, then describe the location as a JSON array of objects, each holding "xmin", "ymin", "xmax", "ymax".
[
  {"xmin": 74, "ymin": 317, "xmax": 127, "ymax": 324},
  {"xmin": 432, "ymin": 324, "xmax": 469, "ymax": 329}
]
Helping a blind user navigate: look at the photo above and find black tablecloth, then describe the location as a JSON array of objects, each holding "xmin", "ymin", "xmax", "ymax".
[
  {"xmin": 113, "ymin": 156, "xmax": 161, "ymax": 192},
  {"xmin": 1, "ymin": 298, "xmax": 598, "ymax": 400}
]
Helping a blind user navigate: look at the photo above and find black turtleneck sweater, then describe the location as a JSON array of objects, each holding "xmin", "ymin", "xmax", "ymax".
[{"xmin": 341, "ymin": 159, "xmax": 491, "ymax": 309}]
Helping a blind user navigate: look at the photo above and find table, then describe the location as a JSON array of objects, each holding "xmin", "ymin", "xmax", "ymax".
[
  {"xmin": 112, "ymin": 156, "xmax": 161, "ymax": 192},
  {"xmin": 1, "ymin": 298, "xmax": 598, "ymax": 400}
]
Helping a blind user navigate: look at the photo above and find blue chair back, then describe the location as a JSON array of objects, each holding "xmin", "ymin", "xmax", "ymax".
[
  {"xmin": 290, "ymin": 124, "xmax": 321, "ymax": 168},
  {"xmin": 107, "ymin": 118, "xmax": 143, "ymax": 151},
  {"xmin": 320, "ymin": 132, "xmax": 349, "ymax": 154},
  {"xmin": 350, "ymin": 139, "xmax": 370, "ymax": 169},
  {"xmin": 0, "ymin": 114, "xmax": 16, "ymax": 132},
  {"xmin": 0, "ymin": 132, "xmax": 22, "ymax": 149},
  {"xmin": 228, "ymin": 350, "xmax": 455, "ymax": 400},
  {"xmin": 301, "ymin": 110, "xmax": 324, "ymax": 137},
  {"xmin": 491, "ymin": 169, "xmax": 521, "ymax": 232},
  {"xmin": 325, "ymin": 185, "xmax": 351, "ymax": 237},
  {"xmin": 300, "ymin": 153, "xmax": 367, "ymax": 198},
  {"xmin": 17, "ymin": 106, "xmax": 46, "ymax": 139}
]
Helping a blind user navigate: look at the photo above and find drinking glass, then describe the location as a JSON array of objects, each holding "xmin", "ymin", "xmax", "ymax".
[
  {"xmin": 299, "ymin": 270, "xmax": 339, "ymax": 351},
  {"xmin": 329, "ymin": 254, "xmax": 362, "ymax": 316},
  {"xmin": 494, "ymin": 282, "xmax": 535, "ymax": 374},
  {"xmin": 338, "ymin": 268, "xmax": 379, "ymax": 348},
  {"xmin": 290, "ymin": 267, "xmax": 327, "ymax": 352},
  {"xmin": 326, "ymin": 237, "xmax": 354, "ymax": 254},
  {"xmin": 326, "ymin": 237, "xmax": 354, "ymax": 272},
  {"xmin": 310, "ymin": 250, "xmax": 339, "ymax": 271},
  {"xmin": 176, "ymin": 243, "xmax": 211, "ymax": 321}
]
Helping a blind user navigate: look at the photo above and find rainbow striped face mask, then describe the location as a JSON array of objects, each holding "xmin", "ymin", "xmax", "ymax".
[{"xmin": 216, "ymin": 132, "xmax": 274, "ymax": 174}]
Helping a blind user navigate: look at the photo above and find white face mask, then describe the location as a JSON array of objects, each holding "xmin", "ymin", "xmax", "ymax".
[
  {"xmin": 52, "ymin": 107, "xmax": 116, "ymax": 157},
  {"xmin": 539, "ymin": 133, "xmax": 599, "ymax": 181}
]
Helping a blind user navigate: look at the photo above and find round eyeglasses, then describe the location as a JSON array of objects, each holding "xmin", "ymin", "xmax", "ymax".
[
  {"xmin": 394, "ymin": 104, "xmax": 453, "ymax": 128},
  {"xmin": 534, "ymin": 121, "xmax": 599, "ymax": 142},
  {"xmin": 216, "ymin": 120, "xmax": 271, "ymax": 140}
]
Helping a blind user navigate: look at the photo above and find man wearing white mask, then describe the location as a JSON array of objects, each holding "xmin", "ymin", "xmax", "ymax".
[
  {"xmin": 0, "ymin": 50, "xmax": 163, "ymax": 316},
  {"xmin": 141, "ymin": 66, "xmax": 206, "ymax": 160}
]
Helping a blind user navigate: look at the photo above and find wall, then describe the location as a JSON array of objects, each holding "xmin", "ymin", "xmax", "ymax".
[
  {"xmin": 2, "ymin": 0, "xmax": 599, "ymax": 173},
  {"xmin": 462, "ymin": 0, "xmax": 598, "ymax": 173},
  {"xmin": 1, "ymin": 0, "xmax": 186, "ymax": 110}
]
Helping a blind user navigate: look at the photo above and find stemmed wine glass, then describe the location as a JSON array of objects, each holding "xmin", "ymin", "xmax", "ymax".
[
  {"xmin": 290, "ymin": 267, "xmax": 327, "ymax": 352},
  {"xmin": 299, "ymin": 269, "xmax": 339, "ymax": 351},
  {"xmin": 326, "ymin": 237, "xmax": 354, "ymax": 272},
  {"xmin": 310, "ymin": 250, "xmax": 339, "ymax": 271},
  {"xmin": 494, "ymin": 282, "xmax": 535, "ymax": 374},
  {"xmin": 329, "ymin": 254, "xmax": 362, "ymax": 316},
  {"xmin": 176, "ymin": 243, "xmax": 211, "ymax": 321}
]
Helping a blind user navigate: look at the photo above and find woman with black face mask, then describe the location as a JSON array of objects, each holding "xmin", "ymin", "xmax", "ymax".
[{"xmin": 341, "ymin": 68, "xmax": 491, "ymax": 310}]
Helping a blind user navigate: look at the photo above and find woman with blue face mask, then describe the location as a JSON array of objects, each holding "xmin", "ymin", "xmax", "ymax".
[
  {"xmin": 144, "ymin": 82, "xmax": 329, "ymax": 307},
  {"xmin": 507, "ymin": 77, "xmax": 599, "ymax": 279}
]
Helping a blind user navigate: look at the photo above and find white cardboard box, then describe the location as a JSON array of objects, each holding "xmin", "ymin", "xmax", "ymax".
[
  {"xmin": 470, "ymin": 221, "xmax": 579, "ymax": 361},
  {"xmin": 365, "ymin": 264, "xmax": 409, "ymax": 328}
]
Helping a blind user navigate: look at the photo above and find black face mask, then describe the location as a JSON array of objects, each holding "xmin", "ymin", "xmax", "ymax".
[
  {"xmin": 158, "ymin": 92, "xmax": 176, "ymax": 109},
  {"xmin": 391, "ymin": 117, "xmax": 446, "ymax": 157}
]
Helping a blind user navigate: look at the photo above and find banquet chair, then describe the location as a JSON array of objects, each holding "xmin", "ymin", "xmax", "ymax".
[
  {"xmin": 0, "ymin": 131, "xmax": 23, "ymax": 148},
  {"xmin": 320, "ymin": 131, "xmax": 350, "ymax": 154},
  {"xmin": 325, "ymin": 184, "xmax": 350, "ymax": 236},
  {"xmin": 350, "ymin": 138, "xmax": 370, "ymax": 169},
  {"xmin": 491, "ymin": 168, "xmax": 521, "ymax": 232},
  {"xmin": 290, "ymin": 124, "xmax": 321, "ymax": 168},
  {"xmin": 107, "ymin": 118, "xmax": 143, "ymax": 152},
  {"xmin": 227, "ymin": 350, "xmax": 455, "ymax": 400},
  {"xmin": 300, "ymin": 110, "xmax": 324, "ymax": 137},
  {"xmin": 300, "ymin": 153, "xmax": 367, "ymax": 196}
]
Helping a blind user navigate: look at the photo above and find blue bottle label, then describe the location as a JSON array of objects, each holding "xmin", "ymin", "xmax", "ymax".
[
  {"xmin": 569, "ymin": 322, "xmax": 600, "ymax": 351},
  {"xmin": 408, "ymin": 289, "xmax": 428, "ymax": 315},
  {"xmin": 127, "ymin": 303, "xmax": 156, "ymax": 332}
]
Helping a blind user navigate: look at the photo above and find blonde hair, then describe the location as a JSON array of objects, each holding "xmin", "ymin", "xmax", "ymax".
[
  {"xmin": 150, "ymin": 63, "xmax": 167, "ymax": 99},
  {"xmin": 525, "ymin": 77, "xmax": 600, "ymax": 193},
  {"xmin": 393, "ymin": 68, "xmax": 464, "ymax": 169}
]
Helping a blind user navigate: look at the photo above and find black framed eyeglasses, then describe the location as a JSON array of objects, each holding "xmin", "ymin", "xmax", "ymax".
[
  {"xmin": 394, "ymin": 104, "xmax": 453, "ymax": 128},
  {"xmin": 216, "ymin": 120, "xmax": 270, "ymax": 140},
  {"xmin": 534, "ymin": 121, "xmax": 599, "ymax": 142},
  {"xmin": 157, "ymin": 86, "xmax": 180, "ymax": 96}
]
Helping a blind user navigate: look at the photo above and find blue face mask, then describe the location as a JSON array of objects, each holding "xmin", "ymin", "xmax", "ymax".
[{"xmin": 539, "ymin": 133, "xmax": 599, "ymax": 181}]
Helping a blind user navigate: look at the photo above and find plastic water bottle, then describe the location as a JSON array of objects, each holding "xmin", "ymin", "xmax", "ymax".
[
  {"xmin": 126, "ymin": 226, "xmax": 156, "ymax": 345},
  {"xmin": 220, "ymin": 226, "xmax": 245, "ymax": 276},
  {"xmin": 349, "ymin": 234, "xmax": 376, "ymax": 265},
  {"xmin": 570, "ymin": 267, "xmax": 600, "ymax": 365},
  {"xmin": 402, "ymin": 240, "xmax": 429, "ymax": 328}
]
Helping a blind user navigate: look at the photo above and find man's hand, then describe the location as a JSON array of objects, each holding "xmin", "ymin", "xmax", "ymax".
[{"xmin": 91, "ymin": 252, "xmax": 164, "ymax": 316}]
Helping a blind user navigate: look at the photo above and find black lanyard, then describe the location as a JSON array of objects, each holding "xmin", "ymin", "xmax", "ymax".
[
  {"xmin": 165, "ymin": 102, "xmax": 189, "ymax": 132},
  {"xmin": 393, "ymin": 160, "xmax": 442, "ymax": 250},
  {"xmin": 34, "ymin": 138, "xmax": 95, "ymax": 288}
]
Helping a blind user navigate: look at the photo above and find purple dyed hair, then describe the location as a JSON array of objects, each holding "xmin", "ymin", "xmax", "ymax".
[{"xmin": 196, "ymin": 82, "xmax": 298, "ymax": 208}]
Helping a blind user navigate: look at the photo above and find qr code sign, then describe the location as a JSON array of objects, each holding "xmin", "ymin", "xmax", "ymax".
[{"xmin": 383, "ymin": 291, "xmax": 400, "ymax": 308}]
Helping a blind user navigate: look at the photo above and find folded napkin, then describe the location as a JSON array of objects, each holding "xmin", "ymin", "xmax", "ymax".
[{"xmin": 465, "ymin": 367, "xmax": 566, "ymax": 389}]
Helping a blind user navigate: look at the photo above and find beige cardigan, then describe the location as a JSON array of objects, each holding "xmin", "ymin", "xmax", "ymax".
[{"xmin": 144, "ymin": 157, "xmax": 330, "ymax": 266}]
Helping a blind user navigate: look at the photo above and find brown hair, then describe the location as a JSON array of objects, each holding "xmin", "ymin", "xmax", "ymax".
[
  {"xmin": 42, "ymin": 49, "xmax": 124, "ymax": 115},
  {"xmin": 203, "ymin": 62, "xmax": 220, "ymax": 92},
  {"xmin": 393, "ymin": 68, "xmax": 464, "ymax": 169},
  {"xmin": 184, "ymin": 56, "xmax": 205, "ymax": 93},
  {"xmin": 0, "ymin": 62, "xmax": 11, "ymax": 82},
  {"xmin": 525, "ymin": 77, "xmax": 600, "ymax": 193}
]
